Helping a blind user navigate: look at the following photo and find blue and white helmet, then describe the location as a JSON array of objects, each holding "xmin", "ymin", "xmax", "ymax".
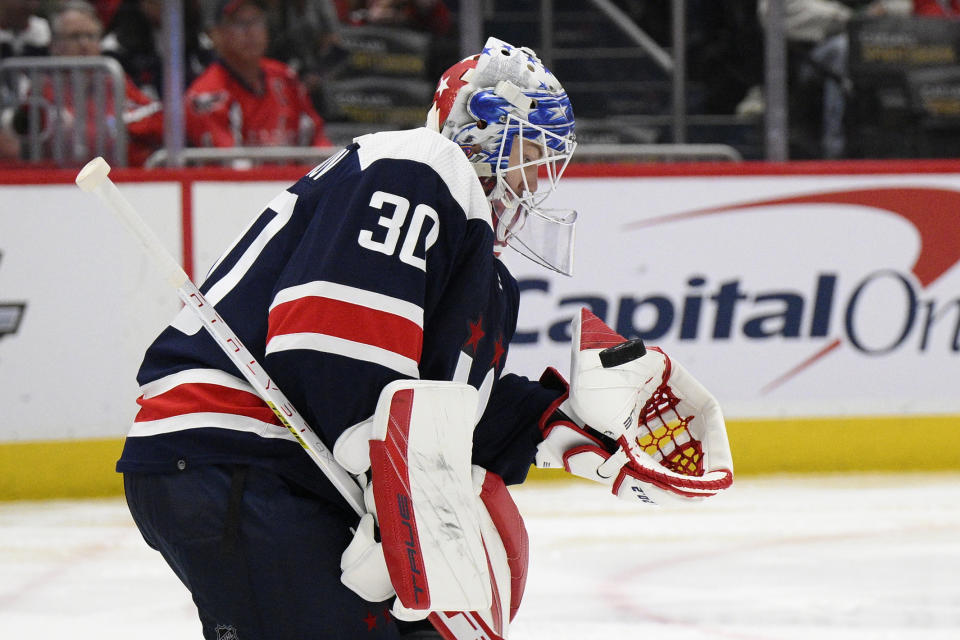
[{"xmin": 426, "ymin": 37, "xmax": 578, "ymax": 275}]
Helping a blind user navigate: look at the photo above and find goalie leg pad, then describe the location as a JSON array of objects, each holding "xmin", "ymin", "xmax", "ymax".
[
  {"xmin": 476, "ymin": 467, "xmax": 528, "ymax": 623},
  {"xmin": 422, "ymin": 468, "xmax": 528, "ymax": 640},
  {"xmin": 368, "ymin": 380, "xmax": 492, "ymax": 613}
]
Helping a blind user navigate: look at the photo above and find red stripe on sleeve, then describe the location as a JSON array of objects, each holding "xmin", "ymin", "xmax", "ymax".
[
  {"xmin": 134, "ymin": 383, "xmax": 281, "ymax": 425},
  {"xmin": 267, "ymin": 296, "xmax": 423, "ymax": 362}
]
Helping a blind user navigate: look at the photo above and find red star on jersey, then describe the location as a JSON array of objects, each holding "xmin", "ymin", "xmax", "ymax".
[
  {"xmin": 491, "ymin": 335, "xmax": 505, "ymax": 369},
  {"xmin": 430, "ymin": 55, "xmax": 479, "ymax": 127},
  {"xmin": 363, "ymin": 612, "xmax": 377, "ymax": 630},
  {"xmin": 464, "ymin": 316, "xmax": 485, "ymax": 353}
]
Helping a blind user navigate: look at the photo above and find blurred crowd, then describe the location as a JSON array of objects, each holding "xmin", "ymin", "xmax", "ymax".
[
  {"xmin": 634, "ymin": 0, "xmax": 960, "ymax": 159},
  {"xmin": 0, "ymin": 0, "xmax": 454, "ymax": 167},
  {"xmin": 3, "ymin": 0, "xmax": 960, "ymax": 167}
]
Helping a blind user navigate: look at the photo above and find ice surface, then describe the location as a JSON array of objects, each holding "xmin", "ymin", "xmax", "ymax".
[{"xmin": 1, "ymin": 473, "xmax": 958, "ymax": 639}]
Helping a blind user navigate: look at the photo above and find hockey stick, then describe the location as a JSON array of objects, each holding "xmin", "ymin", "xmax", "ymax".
[
  {"xmin": 76, "ymin": 158, "xmax": 502, "ymax": 640},
  {"xmin": 75, "ymin": 157, "xmax": 366, "ymax": 515}
]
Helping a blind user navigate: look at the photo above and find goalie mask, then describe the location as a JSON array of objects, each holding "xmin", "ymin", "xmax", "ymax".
[{"xmin": 426, "ymin": 37, "xmax": 578, "ymax": 276}]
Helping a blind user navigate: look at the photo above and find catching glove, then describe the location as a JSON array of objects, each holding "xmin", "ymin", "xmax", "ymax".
[{"xmin": 535, "ymin": 308, "xmax": 733, "ymax": 505}]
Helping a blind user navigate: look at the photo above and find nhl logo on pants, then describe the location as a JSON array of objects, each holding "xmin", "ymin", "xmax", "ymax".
[{"xmin": 216, "ymin": 624, "xmax": 239, "ymax": 640}]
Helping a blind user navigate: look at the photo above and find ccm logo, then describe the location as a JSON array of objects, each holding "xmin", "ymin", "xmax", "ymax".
[{"xmin": 397, "ymin": 494, "xmax": 426, "ymax": 604}]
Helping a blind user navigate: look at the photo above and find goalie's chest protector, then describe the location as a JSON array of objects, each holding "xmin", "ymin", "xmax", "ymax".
[{"xmin": 120, "ymin": 128, "xmax": 520, "ymax": 498}]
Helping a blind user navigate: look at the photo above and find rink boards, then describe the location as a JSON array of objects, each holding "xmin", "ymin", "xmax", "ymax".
[{"xmin": 1, "ymin": 160, "xmax": 959, "ymax": 498}]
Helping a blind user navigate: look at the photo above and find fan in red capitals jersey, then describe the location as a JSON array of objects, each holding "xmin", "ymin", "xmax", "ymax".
[
  {"xmin": 184, "ymin": 0, "xmax": 331, "ymax": 149},
  {"xmin": 5, "ymin": 3, "xmax": 164, "ymax": 167},
  {"xmin": 119, "ymin": 33, "xmax": 732, "ymax": 640}
]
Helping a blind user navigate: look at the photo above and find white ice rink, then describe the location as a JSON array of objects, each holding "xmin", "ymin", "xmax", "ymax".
[{"xmin": 1, "ymin": 473, "xmax": 959, "ymax": 640}]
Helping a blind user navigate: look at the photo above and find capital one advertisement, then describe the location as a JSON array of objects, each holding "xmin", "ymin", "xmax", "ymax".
[
  {"xmin": 503, "ymin": 172, "xmax": 960, "ymax": 419},
  {"xmin": 3, "ymin": 168, "xmax": 959, "ymax": 446}
]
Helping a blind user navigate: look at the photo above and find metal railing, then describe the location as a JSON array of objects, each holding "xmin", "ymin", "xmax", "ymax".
[
  {"xmin": 144, "ymin": 146, "xmax": 341, "ymax": 169},
  {"xmin": 0, "ymin": 56, "xmax": 128, "ymax": 166},
  {"xmin": 535, "ymin": 0, "xmax": 688, "ymax": 144},
  {"xmin": 575, "ymin": 143, "xmax": 742, "ymax": 163},
  {"xmin": 144, "ymin": 141, "xmax": 740, "ymax": 169},
  {"xmin": 143, "ymin": 3, "xmax": 755, "ymax": 167}
]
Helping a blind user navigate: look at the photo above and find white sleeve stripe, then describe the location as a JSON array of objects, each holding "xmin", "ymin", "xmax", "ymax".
[
  {"xmin": 122, "ymin": 101, "xmax": 162, "ymax": 124},
  {"xmin": 139, "ymin": 368, "xmax": 254, "ymax": 400},
  {"xmin": 172, "ymin": 190, "xmax": 299, "ymax": 336},
  {"xmin": 452, "ymin": 351, "xmax": 473, "ymax": 384},
  {"xmin": 270, "ymin": 280, "xmax": 424, "ymax": 327},
  {"xmin": 265, "ymin": 333, "xmax": 420, "ymax": 378},
  {"xmin": 355, "ymin": 128, "xmax": 491, "ymax": 227},
  {"xmin": 204, "ymin": 190, "xmax": 299, "ymax": 306},
  {"xmin": 129, "ymin": 413, "xmax": 298, "ymax": 441}
]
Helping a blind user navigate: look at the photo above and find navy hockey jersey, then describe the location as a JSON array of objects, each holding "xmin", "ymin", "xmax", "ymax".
[{"xmin": 117, "ymin": 128, "xmax": 561, "ymax": 504}]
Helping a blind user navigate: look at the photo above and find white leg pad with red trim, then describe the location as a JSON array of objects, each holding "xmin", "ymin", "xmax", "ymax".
[
  {"xmin": 351, "ymin": 380, "xmax": 492, "ymax": 614},
  {"xmin": 474, "ymin": 466, "xmax": 529, "ymax": 636},
  {"xmin": 425, "ymin": 467, "xmax": 528, "ymax": 640}
]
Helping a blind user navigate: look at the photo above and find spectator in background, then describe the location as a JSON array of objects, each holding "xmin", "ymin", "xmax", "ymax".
[
  {"xmin": 264, "ymin": 0, "xmax": 346, "ymax": 116},
  {"xmin": 0, "ymin": 0, "xmax": 50, "ymax": 161},
  {"xmin": 758, "ymin": 0, "xmax": 909, "ymax": 158},
  {"xmin": 914, "ymin": 0, "xmax": 960, "ymax": 15},
  {"xmin": 0, "ymin": 128, "xmax": 21, "ymax": 163},
  {"xmin": 689, "ymin": 0, "xmax": 765, "ymax": 116},
  {"xmin": 0, "ymin": 0, "xmax": 50, "ymax": 60},
  {"xmin": 185, "ymin": 0, "xmax": 331, "ymax": 150},
  {"xmin": 337, "ymin": 0, "xmax": 452, "ymax": 35},
  {"xmin": 23, "ymin": 1, "xmax": 165, "ymax": 166},
  {"xmin": 90, "ymin": 0, "xmax": 124, "ymax": 28},
  {"xmin": 101, "ymin": 0, "xmax": 214, "ymax": 100},
  {"xmin": 334, "ymin": 0, "xmax": 456, "ymax": 83}
]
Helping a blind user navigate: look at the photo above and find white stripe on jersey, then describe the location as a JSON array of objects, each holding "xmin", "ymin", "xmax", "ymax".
[
  {"xmin": 475, "ymin": 367, "xmax": 495, "ymax": 424},
  {"xmin": 265, "ymin": 332, "xmax": 420, "ymax": 378},
  {"xmin": 139, "ymin": 368, "xmax": 254, "ymax": 399},
  {"xmin": 129, "ymin": 412, "xmax": 298, "ymax": 441},
  {"xmin": 354, "ymin": 128, "xmax": 492, "ymax": 228},
  {"xmin": 171, "ymin": 190, "xmax": 300, "ymax": 336},
  {"xmin": 269, "ymin": 280, "xmax": 424, "ymax": 328},
  {"xmin": 452, "ymin": 350, "xmax": 473, "ymax": 383}
]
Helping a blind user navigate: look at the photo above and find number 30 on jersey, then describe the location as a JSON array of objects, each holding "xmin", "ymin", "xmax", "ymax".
[{"xmin": 358, "ymin": 190, "xmax": 439, "ymax": 271}]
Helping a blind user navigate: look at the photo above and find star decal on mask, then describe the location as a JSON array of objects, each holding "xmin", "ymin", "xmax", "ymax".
[
  {"xmin": 547, "ymin": 104, "xmax": 567, "ymax": 121},
  {"xmin": 432, "ymin": 57, "xmax": 479, "ymax": 126},
  {"xmin": 435, "ymin": 74, "xmax": 449, "ymax": 95}
]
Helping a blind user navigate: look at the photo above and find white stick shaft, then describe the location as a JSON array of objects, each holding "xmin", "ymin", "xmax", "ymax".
[
  {"xmin": 77, "ymin": 158, "xmax": 365, "ymax": 515},
  {"xmin": 91, "ymin": 179, "xmax": 189, "ymax": 289}
]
